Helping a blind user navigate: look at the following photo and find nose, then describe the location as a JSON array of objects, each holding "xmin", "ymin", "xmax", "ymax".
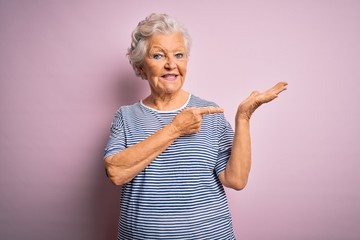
[{"xmin": 165, "ymin": 56, "xmax": 176, "ymax": 69}]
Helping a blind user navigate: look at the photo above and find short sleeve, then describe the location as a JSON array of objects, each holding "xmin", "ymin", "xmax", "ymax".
[
  {"xmin": 214, "ymin": 114, "xmax": 234, "ymax": 176},
  {"xmin": 103, "ymin": 109, "xmax": 126, "ymax": 159}
]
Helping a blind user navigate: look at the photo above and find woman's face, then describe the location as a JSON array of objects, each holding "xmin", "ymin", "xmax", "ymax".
[{"xmin": 139, "ymin": 32, "xmax": 188, "ymax": 96}]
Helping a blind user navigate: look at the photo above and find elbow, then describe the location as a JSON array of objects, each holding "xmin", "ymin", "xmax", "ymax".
[
  {"xmin": 104, "ymin": 157, "xmax": 130, "ymax": 186},
  {"xmin": 224, "ymin": 178, "xmax": 248, "ymax": 191},
  {"xmin": 231, "ymin": 181, "xmax": 247, "ymax": 191},
  {"xmin": 106, "ymin": 169, "xmax": 130, "ymax": 186},
  {"xmin": 109, "ymin": 176, "xmax": 126, "ymax": 186},
  {"xmin": 220, "ymin": 171, "xmax": 249, "ymax": 191},
  {"xmin": 106, "ymin": 167, "xmax": 132, "ymax": 186}
]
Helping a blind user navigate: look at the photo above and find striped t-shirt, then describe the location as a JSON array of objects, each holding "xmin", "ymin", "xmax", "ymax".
[{"xmin": 104, "ymin": 94, "xmax": 236, "ymax": 239}]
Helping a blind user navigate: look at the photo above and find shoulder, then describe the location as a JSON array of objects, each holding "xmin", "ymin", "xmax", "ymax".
[
  {"xmin": 111, "ymin": 102, "xmax": 144, "ymax": 124},
  {"xmin": 115, "ymin": 101, "xmax": 142, "ymax": 115},
  {"xmin": 189, "ymin": 94, "xmax": 233, "ymax": 129},
  {"xmin": 189, "ymin": 94, "xmax": 230, "ymax": 124},
  {"xmin": 188, "ymin": 94, "xmax": 220, "ymax": 108}
]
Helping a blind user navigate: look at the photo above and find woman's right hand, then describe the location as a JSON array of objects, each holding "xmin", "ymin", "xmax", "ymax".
[
  {"xmin": 170, "ymin": 107, "xmax": 224, "ymax": 136},
  {"xmin": 105, "ymin": 106, "xmax": 222, "ymax": 185}
]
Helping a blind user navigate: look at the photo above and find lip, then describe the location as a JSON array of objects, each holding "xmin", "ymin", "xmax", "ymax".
[{"xmin": 161, "ymin": 74, "xmax": 178, "ymax": 81}]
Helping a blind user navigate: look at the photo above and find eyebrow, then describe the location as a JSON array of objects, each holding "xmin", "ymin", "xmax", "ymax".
[
  {"xmin": 149, "ymin": 45, "xmax": 185, "ymax": 52},
  {"xmin": 149, "ymin": 46, "xmax": 164, "ymax": 52}
]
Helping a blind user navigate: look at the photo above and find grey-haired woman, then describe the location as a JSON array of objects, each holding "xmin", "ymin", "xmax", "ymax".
[{"xmin": 104, "ymin": 13, "xmax": 287, "ymax": 239}]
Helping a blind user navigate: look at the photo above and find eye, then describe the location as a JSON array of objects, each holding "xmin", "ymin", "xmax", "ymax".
[
  {"xmin": 152, "ymin": 53, "xmax": 163, "ymax": 60},
  {"xmin": 175, "ymin": 53, "xmax": 184, "ymax": 59}
]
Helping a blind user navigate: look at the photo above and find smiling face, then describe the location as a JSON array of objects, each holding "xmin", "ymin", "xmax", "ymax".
[{"xmin": 138, "ymin": 32, "xmax": 188, "ymax": 97}]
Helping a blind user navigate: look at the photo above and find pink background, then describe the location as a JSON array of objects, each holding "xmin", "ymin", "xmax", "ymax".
[{"xmin": 1, "ymin": 0, "xmax": 359, "ymax": 239}]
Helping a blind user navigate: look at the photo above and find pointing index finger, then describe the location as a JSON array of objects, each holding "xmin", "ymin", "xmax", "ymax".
[{"xmin": 199, "ymin": 106, "xmax": 224, "ymax": 115}]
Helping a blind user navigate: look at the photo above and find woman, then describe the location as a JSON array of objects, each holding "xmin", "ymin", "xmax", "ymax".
[{"xmin": 104, "ymin": 13, "xmax": 287, "ymax": 239}]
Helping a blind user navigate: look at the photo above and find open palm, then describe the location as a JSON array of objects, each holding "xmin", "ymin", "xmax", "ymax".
[{"xmin": 237, "ymin": 82, "xmax": 288, "ymax": 120}]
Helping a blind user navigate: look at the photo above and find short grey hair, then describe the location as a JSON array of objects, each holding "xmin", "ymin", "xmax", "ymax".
[{"xmin": 127, "ymin": 13, "xmax": 192, "ymax": 77}]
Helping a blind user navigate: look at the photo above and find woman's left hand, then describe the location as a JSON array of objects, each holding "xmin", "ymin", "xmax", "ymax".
[{"xmin": 236, "ymin": 82, "xmax": 288, "ymax": 121}]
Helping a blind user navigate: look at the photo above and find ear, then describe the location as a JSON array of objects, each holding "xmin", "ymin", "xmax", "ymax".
[{"xmin": 136, "ymin": 66, "xmax": 147, "ymax": 80}]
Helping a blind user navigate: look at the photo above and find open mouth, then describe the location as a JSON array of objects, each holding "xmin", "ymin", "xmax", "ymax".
[{"xmin": 161, "ymin": 74, "xmax": 178, "ymax": 81}]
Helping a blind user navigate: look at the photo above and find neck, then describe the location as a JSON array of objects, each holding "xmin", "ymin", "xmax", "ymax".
[{"xmin": 142, "ymin": 90, "xmax": 189, "ymax": 111}]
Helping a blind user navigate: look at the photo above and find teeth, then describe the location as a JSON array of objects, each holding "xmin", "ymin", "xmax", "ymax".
[{"xmin": 163, "ymin": 74, "xmax": 177, "ymax": 80}]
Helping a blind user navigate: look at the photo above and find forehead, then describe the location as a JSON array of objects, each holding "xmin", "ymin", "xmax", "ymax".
[{"xmin": 147, "ymin": 32, "xmax": 186, "ymax": 51}]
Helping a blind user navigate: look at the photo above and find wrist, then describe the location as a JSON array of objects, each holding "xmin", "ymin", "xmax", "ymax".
[
  {"xmin": 236, "ymin": 110, "xmax": 251, "ymax": 121},
  {"xmin": 235, "ymin": 117, "xmax": 250, "ymax": 127},
  {"xmin": 166, "ymin": 122, "xmax": 182, "ymax": 139}
]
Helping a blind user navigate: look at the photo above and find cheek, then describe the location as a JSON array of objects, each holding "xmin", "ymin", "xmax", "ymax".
[
  {"xmin": 179, "ymin": 63, "xmax": 188, "ymax": 75},
  {"xmin": 146, "ymin": 63, "xmax": 163, "ymax": 76}
]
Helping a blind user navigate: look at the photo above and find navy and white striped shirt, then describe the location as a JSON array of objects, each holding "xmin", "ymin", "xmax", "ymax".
[{"xmin": 104, "ymin": 94, "xmax": 236, "ymax": 239}]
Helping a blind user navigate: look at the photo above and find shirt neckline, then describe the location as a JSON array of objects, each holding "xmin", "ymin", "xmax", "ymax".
[{"xmin": 140, "ymin": 94, "xmax": 192, "ymax": 113}]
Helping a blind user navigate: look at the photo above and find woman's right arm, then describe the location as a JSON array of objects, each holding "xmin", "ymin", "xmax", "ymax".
[
  {"xmin": 104, "ymin": 123, "xmax": 180, "ymax": 185},
  {"xmin": 104, "ymin": 106, "xmax": 223, "ymax": 185}
]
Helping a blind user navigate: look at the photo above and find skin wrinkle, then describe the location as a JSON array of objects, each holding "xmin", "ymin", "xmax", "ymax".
[{"xmin": 140, "ymin": 32, "xmax": 189, "ymax": 111}]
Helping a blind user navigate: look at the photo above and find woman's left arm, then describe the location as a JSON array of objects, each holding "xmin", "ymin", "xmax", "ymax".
[{"xmin": 219, "ymin": 82, "xmax": 288, "ymax": 190}]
